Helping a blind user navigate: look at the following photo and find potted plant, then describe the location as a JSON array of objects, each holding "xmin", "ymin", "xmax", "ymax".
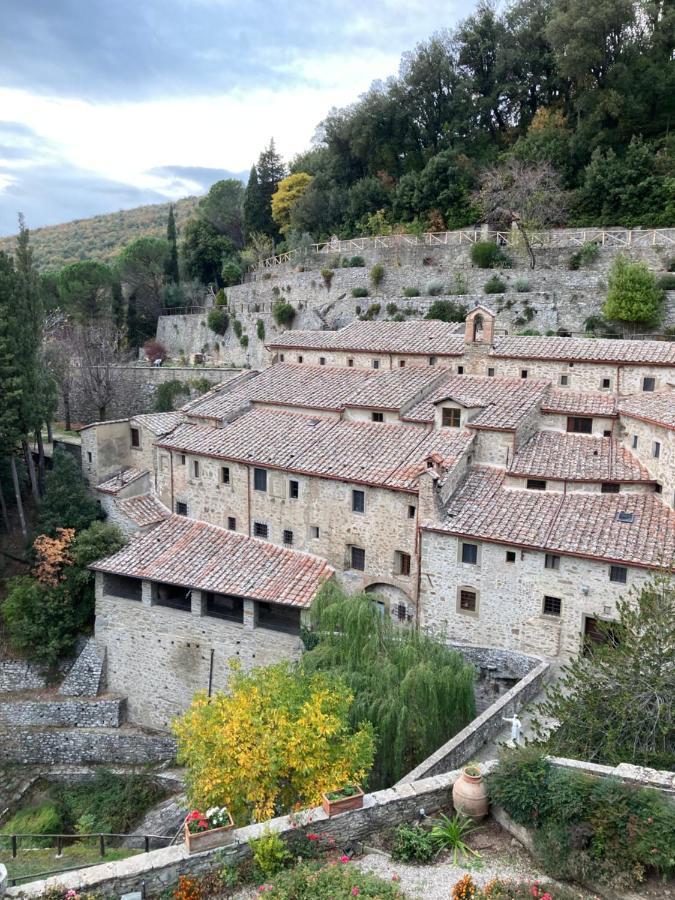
[
  {"xmin": 184, "ymin": 806, "xmax": 234, "ymax": 853},
  {"xmin": 451, "ymin": 764, "xmax": 488, "ymax": 822},
  {"xmin": 321, "ymin": 784, "xmax": 364, "ymax": 817}
]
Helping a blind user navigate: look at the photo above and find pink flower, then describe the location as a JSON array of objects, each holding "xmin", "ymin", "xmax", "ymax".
[
  {"xmin": 542, "ymin": 894, "xmax": 552, "ymax": 900},
  {"xmin": 340, "ymin": 854, "xmax": 350, "ymax": 863},
  {"xmin": 531, "ymin": 886, "xmax": 539, "ymax": 898},
  {"xmin": 351, "ymin": 888, "xmax": 360, "ymax": 896},
  {"xmin": 392, "ymin": 874, "xmax": 400, "ymax": 882}
]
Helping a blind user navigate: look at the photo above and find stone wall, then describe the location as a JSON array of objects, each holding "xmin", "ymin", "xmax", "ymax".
[
  {"xmin": 0, "ymin": 662, "xmax": 47, "ymax": 693},
  {"xmin": 0, "ymin": 697, "xmax": 125, "ymax": 728},
  {"xmin": 619, "ymin": 414, "xmax": 675, "ymax": 508},
  {"xmin": 58, "ymin": 639, "xmax": 104, "ymax": 697},
  {"xmin": 0, "ymin": 728, "xmax": 176, "ymax": 766}
]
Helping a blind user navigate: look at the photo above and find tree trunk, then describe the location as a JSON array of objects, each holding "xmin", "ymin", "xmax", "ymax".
[
  {"xmin": 10, "ymin": 455, "xmax": 27, "ymax": 540},
  {"xmin": 35, "ymin": 429, "xmax": 46, "ymax": 496},
  {"xmin": 47, "ymin": 420, "xmax": 54, "ymax": 443},
  {"xmin": 516, "ymin": 221, "xmax": 536, "ymax": 270},
  {"xmin": 98, "ymin": 405, "xmax": 106, "ymax": 421},
  {"xmin": 0, "ymin": 479, "xmax": 10, "ymax": 532},
  {"xmin": 22, "ymin": 438, "xmax": 40, "ymax": 504},
  {"xmin": 63, "ymin": 391, "xmax": 71, "ymax": 432}
]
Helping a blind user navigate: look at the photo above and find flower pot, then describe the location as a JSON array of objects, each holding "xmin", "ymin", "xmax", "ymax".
[
  {"xmin": 321, "ymin": 786, "xmax": 364, "ymax": 817},
  {"xmin": 184, "ymin": 813, "xmax": 234, "ymax": 853},
  {"xmin": 452, "ymin": 767, "xmax": 488, "ymax": 821}
]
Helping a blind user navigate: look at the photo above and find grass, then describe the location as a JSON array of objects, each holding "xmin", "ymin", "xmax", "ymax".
[{"xmin": 2, "ymin": 844, "xmax": 141, "ymax": 884}]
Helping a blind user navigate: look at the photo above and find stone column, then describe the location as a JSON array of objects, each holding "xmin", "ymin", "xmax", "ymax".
[
  {"xmin": 141, "ymin": 580, "xmax": 154, "ymax": 607},
  {"xmin": 191, "ymin": 589, "xmax": 206, "ymax": 617},
  {"xmin": 243, "ymin": 599, "xmax": 255, "ymax": 630}
]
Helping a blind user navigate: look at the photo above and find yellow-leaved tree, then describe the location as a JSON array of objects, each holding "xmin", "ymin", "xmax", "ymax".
[
  {"xmin": 270, "ymin": 173, "xmax": 313, "ymax": 235},
  {"xmin": 173, "ymin": 661, "xmax": 375, "ymax": 823}
]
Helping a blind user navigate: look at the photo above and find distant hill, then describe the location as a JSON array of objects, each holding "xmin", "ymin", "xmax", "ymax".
[{"xmin": 0, "ymin": 196, "xmax": 201, "ymax": 271}]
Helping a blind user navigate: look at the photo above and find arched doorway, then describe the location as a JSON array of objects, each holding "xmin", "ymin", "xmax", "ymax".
[{"xmin": 365, "ymin": 582, "xmax": 414, "ymax": 624}]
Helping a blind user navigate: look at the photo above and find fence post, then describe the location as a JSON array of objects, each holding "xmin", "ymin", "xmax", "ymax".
[
  {"xmin": 99, "ymin": 834, "xmax": 105, "ymax": 857},
  {"xmin": 144, "ymin": 835, "xmax": 150, "ymax": 853},
  {"xmin": 11, "ymin": 835, "xmax": 17, "ymax": 859}
]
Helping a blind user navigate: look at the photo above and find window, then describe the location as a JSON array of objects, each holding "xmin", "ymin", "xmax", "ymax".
[
  {"xmin": 396, "ymin": 551, "xmax": 411, "ymax": 576},
  {"xmin": 487, "ymin": 367, "xmax": 495, "ymax": 377},
  {"xmin": 617, "ymin": 511, "xmax": 634, "ymax": 524},
  {"xmin": 559, "ymin": 375, "xmax": 569, "ymax": 387},
  {"xmin": 567, "ymin": 416, "xmax": 593, "ymax": 434},
  {"xmin": 603, "ymin": 430, "xmax": 612, "ymax": 438},
  {"xmin": 297, "ymin": 354, "xmax": 303, "ymax": 363},
  {"xmin": 130, "ymin": 427, "xmax": 140, "ymax": 448},
  {"xmin": 610, "ymin": 565, "xmax": 627, "ymax": 584},
  {"xmin": 396, "ymin": 602, "xmax": 408, "ymax": 622},
  {"xmin": 154, "ymin": 582, "xmax": 191, "ymax": 611},
  {"xmin": 350, "ymin": 546, "xmax": 366, "ymax": 571},
  {"xmin": 429, "ymin": 356, "xmax": 437, "ymax": 366},
  {"xmin": 352, "ymin": 489, "xmax": 365, "ymax": 513},
  {"xmin": 544, "ymin": 553, "xmax": 560, "ymax": 570},
  {"xmin": 505, "ymin": 550, "xmax": 516, "ymax": 563},
  {"xmin": 103, "ymin": 573, "xmax": 142, "ymax": 601},
  {"xmin": 527, "ymin": 479, "xmax": 547, "ymax": 491},
  {"xmin": 457, "ymin": 365, "xmax": 464, "ymax": 375},
  {"xmin": 253, "ymin": 468, "xmax": 267, "ymax": 492},
  {"xmin": 601, "ymin": 377, "xmax": 611, "ymax": 389},
  {"xmin": 371, "ymin": 411, "xmax": 384, "ymax": 422},
  {"xmin": 221, "ymin": 466, "xmax": 230, "ymax": 485},
  {"xmin": 283, "ymin": 529, "xmax": 293, "ymax": 546},
  {"xmin": 653, "ymin": 441, "xmax": 661, "ymax": 459},
  {"xmin": 654, "ymin": 483, "xmax": 662, "ymax": 494},
  {"xmin": 176, "ymin": 501, "xmax": 188, "ymax": 516},
  {"xmin": 279, "ymin": 353, "xmax": 285, "ymax": 362},
  {"xmin": 399, "ymin": 360, "xmax": 406, "ymax": 368},
  {"xmin": 319, "ymin": 357, "xmax": 326, "ymax": 365},
  {"xmin": 601, "ymin": 482, "xmax": 620, "ymax": 494},
  {"xmin": 543, "ymin": 596, "xmax": 561, "ymax": 617},
  {"xmin": 227, "ymin": 516, "xmax": 236, "ymax": 530},
  {"xmin": 256, "ymin": 601, "xmax": 301, "ymax": 635},
  {"xmin": 521, "ymin": 369, "xmax": 528, "ymax": 379},
  {"xmin": 253, "ymin": 521, "xmax": 269, "ymax": 539},
  {"xmin": 289, "ymin": 479, "xmax": 299, "ymax": 499},
  {"xmin": 408, "ymin": 505, "xmax": 416, "ymax": 519},
  {"xmin": 461, "ymin": 542, "xmax": 478, "ymax": 564},
  {"xmin": 459, "ymin": 589, "xmax": 477, "ymax": 613},
  {"xmin": 632, "ymin": 435, "xmax": 638, "ymax": 449},
  {"xmin": 192, "ymin": 459, "xmax": 200, "ymax": 478},
  {"xmin": 347, "ymin": 358, "xmax": 354, "ymax": 367},
  {"xmin": 442, "ymin": 408, "xmax": 461, "ymax": 428},
  {"xmin": 205, "ymin": 592, "xmax": 243, "ymax": 624},
  {"xmin": 372, "ymin": 359, "xmax": 380, "ymax": 370},
  {"xmin": 180, "ymin": 454, "xmax": 186, "ymax": 465},
  {"xmin": 642, "ymin": 377, "xmax": 655, "ymax": 392},
  {"xmin": 310, "ymin": 525, "xmax": 320, "ymax": 539}
]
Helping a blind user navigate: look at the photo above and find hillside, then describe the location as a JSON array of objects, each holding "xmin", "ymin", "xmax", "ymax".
[{"xmin": 0, "ymin": 195, "xmax": 200, "ymax": 271}]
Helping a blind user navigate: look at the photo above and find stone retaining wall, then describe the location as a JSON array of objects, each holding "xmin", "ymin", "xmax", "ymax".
[
  {"xmin": 0, "ymin": 662, "xmax": 47, "ymax": 693},
  {"xmin": 0, "ymin": 697, "xmax": 125, "ymax": 729},
  {"xmin": 446, "ymin": 644, "xmax": 543, "ymax": 680},
  {"xmin": 0, "ymin": 728, "xmax": 176, "ymax": 766}
]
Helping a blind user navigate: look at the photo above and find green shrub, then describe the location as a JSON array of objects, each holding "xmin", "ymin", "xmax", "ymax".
[
  {"xmin": 450, "ymin": 272, "xmax": 468, "ymax": 295},
  {"xmin": 425, "ymin": 279, "xmax": 445, "ymax": 296},
  {"xmin": 429, "ymin": 813, "xmax": 481, "ymax": 864},
  {"xmin": 240, "ymin": 334, "xmax": 249, "ymax": 349},
  {"xmin": 189, "ymin": 377, "xmax": 211, "ymax": 395},
  {"xmin": 259, "ymin": 860, "xmax": 402, "ymax": 898},
  {"xmin": 360, "ymin": 303, "xmax": 381, "ymax": 321},
  {"xmin": 37, "ymin": 449, "xmax": 103, "ymax": 536},
  {"xmin": 272, "ymin": 301, "xmax": 296, "ymax": 327},
  {"xmin": 425, "ymin": 300, "xmax": 467, "ymax": 323},
  {"xmin": 207, "ymin": 307, "xmax": 229, "ymax": 335},
  {"xmin": 657, "ymin": 273, "xmax": 675, "ymax": 290},
  {"xmin": 369, "ymin": 263, "xmax": 385, "ymax": 287},
  {"xmin": 221, "ymin": 259, "xmax": 242, "ymax": 286},
  {"xmin": 154, "ymin": 379, "xmax": 189, "ymax": 412},
  {"xmin": 403, "ymin": 287, "xmax": 420, "ymax": 297},
  {"xmin": 214, "ymin": 288, "xmax": 227, "ymax": 307},
  {"xmin": 484, "ymin": 275, "xmax": 507, "ymax": 294},
  {"xmin": 55, "ymin": 769, "xmax": 165, "ymax": 835},
  {"xmin": 668, "ymin": 257, "xmax": 675, "ymax": 272},
  {"xmin": 249, "ymin": 830, "xmax": 291, "ymax": 878},
  {"xmin": 391, "ymin": 822, "xmax": 436, "ymax": 863},
  {"xmin": 470, "ymin": 241, "xmax": 510, "ymax": 268},
  {"xmin": 0, "ymin": 803, "xmax": 63, "ymax": 847},
  {"xmin": 232, "ymin": 318, "xmax": 243, "ymax": 338},
  {"xmin": 514, "ymin": 277, "xmax": 531, "ymax": 293},
  {"xmin": 320, "ymin": 267, "xmax": 334, "ymax": 288},
  {"xmin": 391, "ymin": 313, "xmax": 405, "ymax": 321},
  {"xmin": 256, "ymin": 319, "xmax": 265, "ymax": 340},
  {"xmin": 352, "ymin": 287, "xmax": 369, "ymax": 298},
  {"xmin": 603, "ymin": 255, "xmax": 663, "ymax": 328},
  {"xmin": 347, "ymin": 255, "xmax": 365, "ymax": 267},
  {"xmin": 386, "ymin": 302, "xmax": 398, "ymax": 316}
]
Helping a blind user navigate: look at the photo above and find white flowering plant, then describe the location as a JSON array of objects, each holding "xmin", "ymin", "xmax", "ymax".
[{"xmin": 205, "ymin": 806, "xmax": 231, "ymax": 828}]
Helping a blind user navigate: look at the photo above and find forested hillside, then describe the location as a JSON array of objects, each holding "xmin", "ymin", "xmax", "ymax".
[{"xmin": 0, "ymin": 196, "xmax": 199, "ymax": 271}]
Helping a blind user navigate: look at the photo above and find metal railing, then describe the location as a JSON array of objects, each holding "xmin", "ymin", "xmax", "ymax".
[{"xmin": 159, "ymin": 305, "xmax": 208, "ymax": 316}]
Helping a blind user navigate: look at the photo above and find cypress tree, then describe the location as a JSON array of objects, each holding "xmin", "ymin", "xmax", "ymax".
[
  {"xmin": 165, "ymin": 204, "xmax": 180, "ymax": 284},
  {"xmin": 243, "ymin": 165, "xmax": 264, "ymax": 240},
  {"xmin": 244, "ymin": 141, "xmax": 286, "ymax": 240},
  {"xmin": 0, "ymin": 252, "xmax": 25, "ymax": 535}
]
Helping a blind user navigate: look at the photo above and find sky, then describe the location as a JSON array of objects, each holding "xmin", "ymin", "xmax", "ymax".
[{"xmin": 0, "ymin": 0, "xmax": 474, "ymax": 237}]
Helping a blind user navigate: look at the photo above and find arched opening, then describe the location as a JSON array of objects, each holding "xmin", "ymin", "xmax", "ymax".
[
  {"xmin": 472, "ymin": 313, "xmax": 484, "ymax": 342},
  {"xmin": 365, "ymin": 582, "xmax": 414, "ymax": 624}
]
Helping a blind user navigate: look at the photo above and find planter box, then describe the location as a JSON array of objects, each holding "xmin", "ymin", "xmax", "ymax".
[
  {"xmin": 184, "ymin": 813, "xmax": 234, "ymax": 853},
  {"xmin": 321, "ymin": 786, "xmax": 364, "ymax": 817}
]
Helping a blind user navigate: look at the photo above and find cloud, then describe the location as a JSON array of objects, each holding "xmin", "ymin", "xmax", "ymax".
[{"xmin": 147, "ymin": 165, "xmax": 249, "ymax": 194}]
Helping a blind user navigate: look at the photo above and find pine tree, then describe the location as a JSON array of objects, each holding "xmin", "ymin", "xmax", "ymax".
[
  {"xmin": 165, "ymin": 204, "xmax": 180, "ymax": 284},
  {"xmin": 245, "ymin": 141, "xmax": 286, "ymax": 240}
]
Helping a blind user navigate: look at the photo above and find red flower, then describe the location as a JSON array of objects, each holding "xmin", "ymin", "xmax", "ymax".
[
  {"xmin": 351, "ymin": 889, "xmax": 360, "ymax": 896},
  {"xmin": 542, "ymin": 894, "xmax": 552, "ymax": 900},
  {"xmin": 307, "ymin": 833, "xmax": 319, "ymax": 841},
  {"xmin": 340, "ymin": 854, "xmax": 350, "ymax": 863}
]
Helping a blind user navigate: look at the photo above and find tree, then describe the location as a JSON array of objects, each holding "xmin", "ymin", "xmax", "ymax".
[
  {"xmin": 173, "ymin": 661, "xmax": 375, "ymax": 823},
  {"xmin": 271, "ymin": 173, "xmax": 313, "ymax": 236},
  {"xmin": 603, "ymin": 254, "xmax": 664, "ymax": 330},
  {"xmin": 198, "ymin": 179, "xmax": 245, "ymax": 248},
  {"xmin": 241, "ymin": 231, "xmax": 275, "ymax": 271},
  {"xmin": 37, "ymin": 448, "xmax": 103, "ymax": 535},
  {"xmin": 531, "ymin": 576, "xmax": 674, "ymax": 770},
  {"xmin": 74, "ymin": 322, "xmax": 131, "ymax": 421},
  {"xmin": 57, "ymin": 261, "xmax": 113, "ymax": 322},
  {"xmin": 303, "ymin": 584, "xmax": 476, "ymax": 788},
  {"xmin": 0, "ymin": 251, "xmax": 25, "ymax": 535},
  {"xmin": 165, "ymin": 205, "xmax": 180, "ymax": 284},
  {"xmin": 426, "ymin": 300, "xmax": 468, "ymax": 322},
  {"xmin": 245, "ymin": 141, "xmax": 287, "ymax": 240},
  {"xmin": 143, "ymin": 339, "xmax": 168, "ymax": 365},
  {"xmin": 44, "ymin": 336, "xmax": 75, "ymax": 432},
  {"xmin": 181, "ymin": 219, "xmax": 236, "ymax": 286},
  {"xmin": 117, "ymin": 237, "xmax": 169, "ymax": 323}
]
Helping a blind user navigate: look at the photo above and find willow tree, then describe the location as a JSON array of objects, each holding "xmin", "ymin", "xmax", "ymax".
[{"xmin": 302, "ymin": 583, "xmax": 476, "ymax": 788}]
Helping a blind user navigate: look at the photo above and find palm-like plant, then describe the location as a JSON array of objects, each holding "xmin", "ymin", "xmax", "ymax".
[{"xmin": 429, "ymin": 812, "xmax": 482, "ymax": 864}]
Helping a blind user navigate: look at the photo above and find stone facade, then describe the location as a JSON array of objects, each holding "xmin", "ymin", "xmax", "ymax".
[
  {"xmin": 619, "ymin": 415, "xmax": 675, "ymax": 508},
  {"xmin": 0, "ymin": 728, "xmax": 176, "ymax": 766},
  {"xmin": 58, "ymin": 639, "xmax": 105, "ymax": 697},
  {"xmin": 0, "ymin": 697, "xmax": 124, "ymax": 728}
]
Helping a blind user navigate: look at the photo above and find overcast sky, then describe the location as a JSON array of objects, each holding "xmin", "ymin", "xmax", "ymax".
[{"xmin": 0, "ymin": 0, "xmax": 473, "ymax": 236}]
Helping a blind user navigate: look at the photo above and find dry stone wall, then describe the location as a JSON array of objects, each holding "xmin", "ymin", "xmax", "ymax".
[
  {"xmin": 0, "ymin": 727, "xmax": 176, "ymax": 766},
  {"xmin": 0, "ymin": 662, "xmax": 48, "ymax": 693},
  {"xmin": 0, "ymin": 697, "xmax": 125, "ymax": 728}
]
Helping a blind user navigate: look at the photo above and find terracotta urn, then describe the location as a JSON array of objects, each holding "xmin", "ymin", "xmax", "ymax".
[{"xmin": 452, "ymin": 766, "xmax": 488, "ymax": 821}]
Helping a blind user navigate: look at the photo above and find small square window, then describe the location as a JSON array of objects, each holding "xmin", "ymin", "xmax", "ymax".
[
  {"xmin": 632, "ymin": 435, "xmax": 638, "ymax": 449},
  {"xmin": 279, "ymin": 353, "xmax": 285, "ymax": 362},
  {"xmin": 601, "ymin": 378, "xmax": 611, "ymax": 389},
  {"xmin": 399, "ymin": 360, "xmax": 406, "ymax": 368},
  {"xmin": 347, "ymin": 358, "xmax": 354, "ymax": 367},
  {"xmin": 180, "ymin": 454, "xmax": 186, "ymax": 465},
  {"xmin": 310, "ymin": 525, "xmax": 320, "ymax": 539},
  {"xmin": 459, "ymin": 590, "xmax": 477, "ymax": 613},
  {"xmin": 289, "ymin": 479, "xmax": 299, "ymax": 499},
  {"xmin": 461, "ymin": 543, "xmax": 478, "ymax": 564},
  {"xmin": 653, "ymin": 441, "xmax": 661, "ymax": 459},
  {"xmin": 601, "ymin": 482, "xmax": 620, "ymax": 494},
  {"xmin": 544, "ymin": 553, "xmax": 560, "ymax": 570},
  {"xmin": 442, "ymin": 408, "xmax": 461, "ymax": 428},
  {"xmin": 654, "ymin": 483, "xmax": 662, "ymax": 494},
  {"xmin": 176, "ymin": 501, "xmax": 188, "ymax": 516},
  {"xmin": 372, "ymin": 411, "xmax": 384, "ymax": 422},
  {"xmin": 429, "ymin": 356, "xmax": 437, "ymax": 366},
  {"xmin": 297, "ymin": 354, "xmax": 303, "ymax": 363},
  {"xmin": 396, "ymin": 551, "xmax": 411, "ymax": 576},
  {"xmin": 457, "ymin": 365, "xmax": 464, "ymax": 375},
  {"xmin": 130, "ymin": 427, "xmax": 140, "ymax": 448},
  {"xmin": 221, "ymin": 466, "xmax": 230, "ymax": 484},
  {"xmin": 527, "ymin": 479, "xmax": 547, "ymax": 491},
  {"xmin": 559, "ymin": 375, "xmax": 569, "ymax": 386},
  {"xmin": 487, "ymin": 367, "xmax": 495, "ymax": 377},
  {"xmin": 352, "ymin": 489, "xmax": 365, "ymax": 513},
  {"xmin": 192, "ymin": 459, "xmax": 200, "ymax": 478},
  {"xmin": 408, "ymin": 505, "xmax": 416, "ymax": 519},
  {"xmin": 609, "ymin": 565, "xmax": 627, "ymax": 584},
  {"xmin": 254, "ymin": 521, "xmax": 269, "ymax": 539},
  {"xmin": 227, "ymin": 516, "xmax": 236, "ymax": 530},
  {"xmin": 521, "ymin": 369, "xmax": 528, "ymax": 379},
  {"xmin": 372, "ymin": 359, "xmax": 380, "ymax": 370},
  {"xmin": 642, "ymin": 377, "xmax": 655, "ymax": 392},
  {"xmin": 603, "ymin": 430, "xmax": 612, "ymax": 438},
  {"xmin": 254, "ymin": 468, "xmax": 267, "ymax": 492},
  {"xmin": 283, "ymin": 529, "xmax": 293, "ymax": 546},
  {"xmin": 543, "ymin": 596, "xmax": 561, "ymax": 616},
  {"xmin": 505, "ymin": 550, "xmax": 516, "ymax": 563},
  {"xmin": 350, "ymin": 546, "xmax": 366, "ymax": 571},
  {"xmin": 319, "ymin": 357, "xmax": 326, "ymax": 366}
]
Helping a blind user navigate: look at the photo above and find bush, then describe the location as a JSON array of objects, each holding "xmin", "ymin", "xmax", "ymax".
[
  {"xmin": 259, "ymin": 861, "xmax": 403, "ymax": 898},
  {"xmin": 272, "ymin": 301, "xmax": 296, "ymax": 327},
  {"xmin": 37, "ymin": 449, "xmax": 103, "ymax": 536},
  {"xmin": 214, "ymin": 288, "xmax": 227, "ymax": 307},
  {"xmin": 568, "ymin": 241, "xmax": 600, "ymax": 270},
  {"xmin": 386, "ymin": 302, "xmax": 398, "ymax": 316},
  {"xmin": 221, "ymin": 259, "xmax": 242, "ymax": 287},
  {"xmin": 352, "ymin": 287, "xmax": 369, "ymax": 298},
  {"xmin": 484, "ymin": 275, "xmax": 507, "ymax": 294},
  {"xmin": 369, "ymin": 263, "xmax": 385, "ymax": 287},
  {"xmin": 425, "ymin": 279, "xmax": 445, "ymax": 296},
  {"xmin": 249, "ymin": 831, "xmax": 292, "ymax": 879},
  {"xmin": 425, "ymin": 300, "xmax": 467, "ymax": 323},
  {"xmin": 470, "ymin": 241, "xmax": 510, "ymax": 268},
  {"xmin": 391, "ymin": 822, "xmax": 436, "ymax": 863},
  {"xmin": 668, "ymin": 257, "xmax": 675, "ymax": 272},
  {"xmin": 514, "ymin": 277, "xmax": 531, "ymax": 293},
  {"xmin": 657, "ymin": 273, "xmax": 675, "ymax": 290},
  {"xmin": 346, "ymin": 255, "xmax": 365, "ymax": 267},
  {"xmin": 188, "ymin": 377, "xmax": 211, "ymax": 395},
  {"xmin": 450, "ymin": 272, "xmax": 468, "ymax": 295},
  {"xmin": 232, "ymin": 318, "xmax": 243, "ymax": 338},
  {"xmin": 360, "ymin": 303, "xmax": 381, "ymax": 321},
  {"xmin": 256, "ymin": 319, "xmax": 265, "ymax": 340},
  {"xmin": 320, "ymin": 267, "xmax": 334, "ymax": 289},
  {"xmin": 0, "ymin": 803, "xmax": 63, "ymax": 847},
  {"xmin": 143, "ymin": 339, "xmax": 168, "ymax": 363},
  {"xmin": 154, "ymin": 379, "xmax": 189, "ymax": 412},
  {"xmin": 207, "ymin": 307, "xmax": 229, "ymax": 335},
  {"xmin": 240, "ymin": 334, "xmax": 249, "ymax": 349},
  {"xmin": 55, "ymin": 769, "xmax": 165, "ymax": 834},
  {"xmin": 403, "ymin": 287, "xmax": 420, "ymax": 297},
  {"xmin": 603, "ymin": 255, "xmax": 664, "ymax": 328}
]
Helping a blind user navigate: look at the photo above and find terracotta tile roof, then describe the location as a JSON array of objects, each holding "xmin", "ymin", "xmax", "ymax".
[
  {"xmin": 618, "ymin": 390, "xmax": 675, "ymax": 431},
  {"xmin": 427, "ymin": 468, "xmax": 675, "ymax": 568},
  {"xmin": 346, "ymin": 367, "xmax": 447, "ymax": 410},
  {"xmin": 92, "ymin": 514, "xmax": 334, "ymax": 607},
  {"xmin": 115, "ymin": 493, "xmax": 171, "ymax": 527},
  {"xmin": 491, "ymin": 335, "xmax": 675, "ymax": 366},
  {"xmin": 403, "ymin": 374, "xmax": 549, "ymax": 430},
  {"xmin": 157, "ymin": 408, "xmax": 473, "ymax": 491},
  {"xmin": 97, "ymin": 468, "xmax": 147, "ymax": 495},
  {"xmin": 237, "ymin": 363, "xmax": 373, "ymax": 411},
  {"xmin": 541, "ymin": 389, "xmax": 618, "ymax": 417},
  {"xmin": 508, "ymin": 432, "xmax": 653, "ymax": 482},
  {"xmin": 180, "ymin": 371, "xmax": 260, "ymax": 419},
  {"xmin": 131, "ymin": 412, "xmax": 184, "ymax": 435},
  {"xmin": 267, "ymin": 320, "xmax": 465, "ymax": 356}
]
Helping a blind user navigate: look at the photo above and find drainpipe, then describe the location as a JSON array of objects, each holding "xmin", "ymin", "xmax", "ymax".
[
  {"xmin": 414, "ymin": 505, "xmax": 422, "ymax": 630},
  {"xmin": 246, "ymin": 465, "xmax": 251, "ymax": 535},
  {"xmin": 169, "ymin": 451, "xmax": 175, "ymax": 514}
]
